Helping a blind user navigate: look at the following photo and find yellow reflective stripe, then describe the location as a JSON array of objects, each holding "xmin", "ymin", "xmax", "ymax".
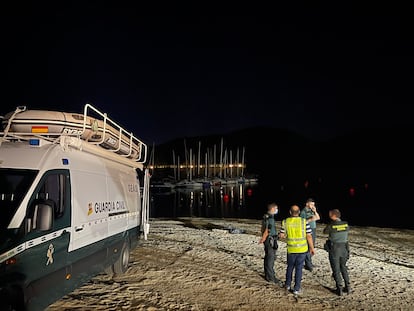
[
  {"xmin": 0, "ymin": 227, "xmax": 71, "ymax": 264},
  {"xmin": 286, "ymin": 239, "xmax": 307, "ymax": 245},
  {"xmin": 287, "ymin": 243, "xmax": 308, "ymax": 248}
]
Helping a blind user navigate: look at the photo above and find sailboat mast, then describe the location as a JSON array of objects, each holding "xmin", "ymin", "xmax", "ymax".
[
  {"xmin": 172, "ymin": 149, "xmax": 176, "ymax": 181},
  {"xmin": 205, "ymin": 150, "xmax": 208, "ymax": 178},
  {"xmin": 208, "ymin": 147, "xmax": 212, "ymax": 178},
  {"xmin": 223, "ymin": 148, "xmax": 227, "ymax": 179},
  {"xmin": 230, "ymin": 149, "xmax": 233, "ymax": 178},
  {"xmin": 241, "ymin": 146, "xmax": 245, "ymax": 176},
  {"xmin": 189, "ymin": 148, "xmax": 192, "ymax": 181},
  {"xmin": 213, "ymin": 144, "xmax": 217, "ymax": 177},
  {"xmin": 197, "ymin": 141, "xmax": 201, "ymax": 177},
  {"xmin": 219, "ymin": 138, "xmax": 223, "ymax": 179},
  {"xmin": 177, "ymin": 155, "xmax": 181, "ymax": 180},
  {"xmin": 236, "ymin": 147, "xmax": 240, "ymax": 177},
  {"xmin": 184, "ymin": 139, "xmax": 189, "ymax": 180}
]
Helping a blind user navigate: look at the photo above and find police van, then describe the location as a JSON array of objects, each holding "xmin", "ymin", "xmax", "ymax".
[{"xmin": 0, "ymin": 104, "xmax": 150, "ymax": 311}]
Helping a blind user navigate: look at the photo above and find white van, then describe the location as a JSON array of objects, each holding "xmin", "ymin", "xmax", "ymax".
[{"xmin": 0, "ymin": 104, "xmax": 150, "ymax": 311}]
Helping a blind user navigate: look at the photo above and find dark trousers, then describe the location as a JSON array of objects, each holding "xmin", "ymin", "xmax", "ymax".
[
  {"xmin": 285, "ymin": 252, "xmax": 306, "ymax": 291},
  {"xmin": 328, "ymin": 244, "xmax": 350, "ymax": 289},
  {"xmin": 264, "ymin": 238, "xmax": 277, "ymax": 282},
  {"xmin": 305, "ymin": 227, "xmax": 316, "ymax": 269}
]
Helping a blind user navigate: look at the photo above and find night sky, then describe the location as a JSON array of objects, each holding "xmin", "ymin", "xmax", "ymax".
[{"xmin": 1, "ymin": 3, "xmax": 413, "ymax": 144}]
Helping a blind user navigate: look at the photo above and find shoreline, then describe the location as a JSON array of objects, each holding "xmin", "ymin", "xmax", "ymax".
[{"xmin": 47, "ymin": 217, "xmax": 414, "ymax": 310}]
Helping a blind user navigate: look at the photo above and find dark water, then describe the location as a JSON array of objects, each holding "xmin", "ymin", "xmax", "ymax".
[
  {"xmin": 149, "ymin": 173, "xmax": 413, "ymax": 230},
  {"xmin": 150, "ymin": 182, "xmax": 260, "ymax": 220}
]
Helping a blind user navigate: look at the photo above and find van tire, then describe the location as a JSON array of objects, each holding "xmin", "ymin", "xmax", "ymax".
[
  {"xmin": 113, "ymin": 241, "xmax": 130, "ymax": 275},
  {"xmin": 104, "ymin": 265, "xmax": 114, "ymax": 276}
]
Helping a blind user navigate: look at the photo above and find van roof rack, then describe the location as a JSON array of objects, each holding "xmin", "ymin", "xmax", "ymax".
[{"xmin": 0, "ymin": 103, "xmax": 148, "ymax": 168}]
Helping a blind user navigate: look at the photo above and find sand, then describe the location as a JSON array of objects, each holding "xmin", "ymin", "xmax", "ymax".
[{"xmin": 46, "ymin": 218, "xmax": 414, "ymax": 311}]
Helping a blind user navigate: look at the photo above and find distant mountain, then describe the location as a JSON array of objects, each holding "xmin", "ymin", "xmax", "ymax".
[{"xmin": 320, "ymin": 126, "xmax": 413, "ymax": 169}]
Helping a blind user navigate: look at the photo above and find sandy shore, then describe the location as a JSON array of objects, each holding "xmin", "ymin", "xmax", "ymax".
[{"xmin": 46, "ymin": 218, "xmax": 414, "ymax": 311}]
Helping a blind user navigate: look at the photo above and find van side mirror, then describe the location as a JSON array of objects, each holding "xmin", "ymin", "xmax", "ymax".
[
  {"xmin": 26, "ymin": 200, "xmax": 54, "ymax": 233},
  {"xmin": 37, "ymin": 203, "xmax": 53, "ymax": 231}
]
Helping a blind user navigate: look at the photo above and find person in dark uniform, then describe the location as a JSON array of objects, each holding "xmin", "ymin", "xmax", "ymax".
[
  {"xmin": 323, "ymin": 209, "xmax": 351, "ymax": 296},
  {"xmin": 258, "ymin": 202, "xmax": 281, "ymax": 285},
  {"xmin": 300, "ymin": 198, "xmax": 320, "ymax": 272}
]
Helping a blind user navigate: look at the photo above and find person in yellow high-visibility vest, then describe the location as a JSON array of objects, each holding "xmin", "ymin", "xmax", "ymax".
[{"xmin": 279, "ymin": 205, "xmax": 315, "ymax": 295}]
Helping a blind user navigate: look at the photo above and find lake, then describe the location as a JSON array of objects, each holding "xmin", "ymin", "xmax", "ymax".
[
  {"xmin": 150, "ymin": 182, "xmax": 260, "ymax": 220},
  {"xmin": 148, "ymin": 174, "xmax": 413, "ymax": 230}
]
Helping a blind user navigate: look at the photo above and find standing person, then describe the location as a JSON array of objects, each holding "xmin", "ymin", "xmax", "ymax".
[
  {"xmin": 323, "ymin": 209, "xmax": 351, "ymax": 296},
  {"xmin": 258, "ymin": 203, "xmax": 281, "ymax": 285},
  {"xmin": 300, "ymin": 198, "xmax": 320, "ymax": 271},
  {"xmin": 279, "ymin": 205, "xmax": 315, "ymax": 295}
]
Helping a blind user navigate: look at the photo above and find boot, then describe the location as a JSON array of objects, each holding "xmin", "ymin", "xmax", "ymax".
[
  {"xmin": 335, "ymin": 287, "xmax": 343, "ymax": 296},
  {"xmin": 344, "ymin": 285, "xmax": 352, "ymax": 294}
]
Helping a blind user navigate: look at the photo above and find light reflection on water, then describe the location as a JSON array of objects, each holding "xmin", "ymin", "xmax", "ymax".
[
  {"xmin": 148, "ymin": 175, "xmax": 412, "ymax": 229},
  {"xmin": 150, "ymin": 183, "xmax": 259, "ymax": 219}
]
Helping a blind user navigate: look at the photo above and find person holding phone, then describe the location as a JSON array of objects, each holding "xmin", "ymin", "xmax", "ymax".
[{"xmin": 300, "ymin": 198, "xmax": 320, "ymax": 271}]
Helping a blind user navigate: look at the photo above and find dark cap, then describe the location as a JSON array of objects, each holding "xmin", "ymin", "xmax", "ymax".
[{"xmin": 306, "ymin": 198, "xmax": 315, "ymax": 203}]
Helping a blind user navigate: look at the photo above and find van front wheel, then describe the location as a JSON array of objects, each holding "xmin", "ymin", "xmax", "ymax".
[{"xmin": 113, "ymin": 241, "xmax": 130, "ymax": 275}]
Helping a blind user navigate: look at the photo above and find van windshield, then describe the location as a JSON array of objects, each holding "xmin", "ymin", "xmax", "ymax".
[{"xmin": 0, "ymin": 168, "xmax": 38, "ymax": 231}]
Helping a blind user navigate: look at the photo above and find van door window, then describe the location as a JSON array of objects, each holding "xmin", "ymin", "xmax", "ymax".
[
  {"xmin": 36, "ymin": 174, "xmax": 66, "ymax": 220},
  {"xmin": 28, "ymin": 170, "xmax": 71, "ymax": 233}
]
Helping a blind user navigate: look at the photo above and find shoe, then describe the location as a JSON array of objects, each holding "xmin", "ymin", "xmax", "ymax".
[
  {"xmin": 285, "ymin": 285, "xmax": 291, "ymax": 291},
  {"xmin": 304, "ymin": 266, "xmax": 313, "ymax": 272},
  {"xmin": 293, "ymin": 290, "xmax": 301, "ymax": 295},
  {"xmin": 335, "ymin": 287, "xmax": 343, "ymax": 296},
  {"xmin": 276, "ymin": 279, "xmax": 285, "ymax": 287},
  {"xmin": 267, "ymin": 278, "xmax": 283, "ymax": 287},
  {"xmin": 344, "ymin": 286, "xmax": 352, "ymax": 294}
]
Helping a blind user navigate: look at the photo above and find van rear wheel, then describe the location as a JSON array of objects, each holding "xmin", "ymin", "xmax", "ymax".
[{"xmin": 113, "ymin": 240, "xmax": 130, "ymax": 275}]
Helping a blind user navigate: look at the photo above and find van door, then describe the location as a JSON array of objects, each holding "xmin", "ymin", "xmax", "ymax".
[{"xmin": 23, "ymin": 170, "xmax": 71, "ymax": 309}]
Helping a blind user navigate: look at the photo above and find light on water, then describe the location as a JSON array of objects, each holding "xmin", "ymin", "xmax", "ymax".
[
  {"xmin": 150, "ymin": 183, "xmax": 259, "ymax": 219},
  {"xmin": 148, "ymin": 174, "xmax": 413, "ymax": 230}
]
